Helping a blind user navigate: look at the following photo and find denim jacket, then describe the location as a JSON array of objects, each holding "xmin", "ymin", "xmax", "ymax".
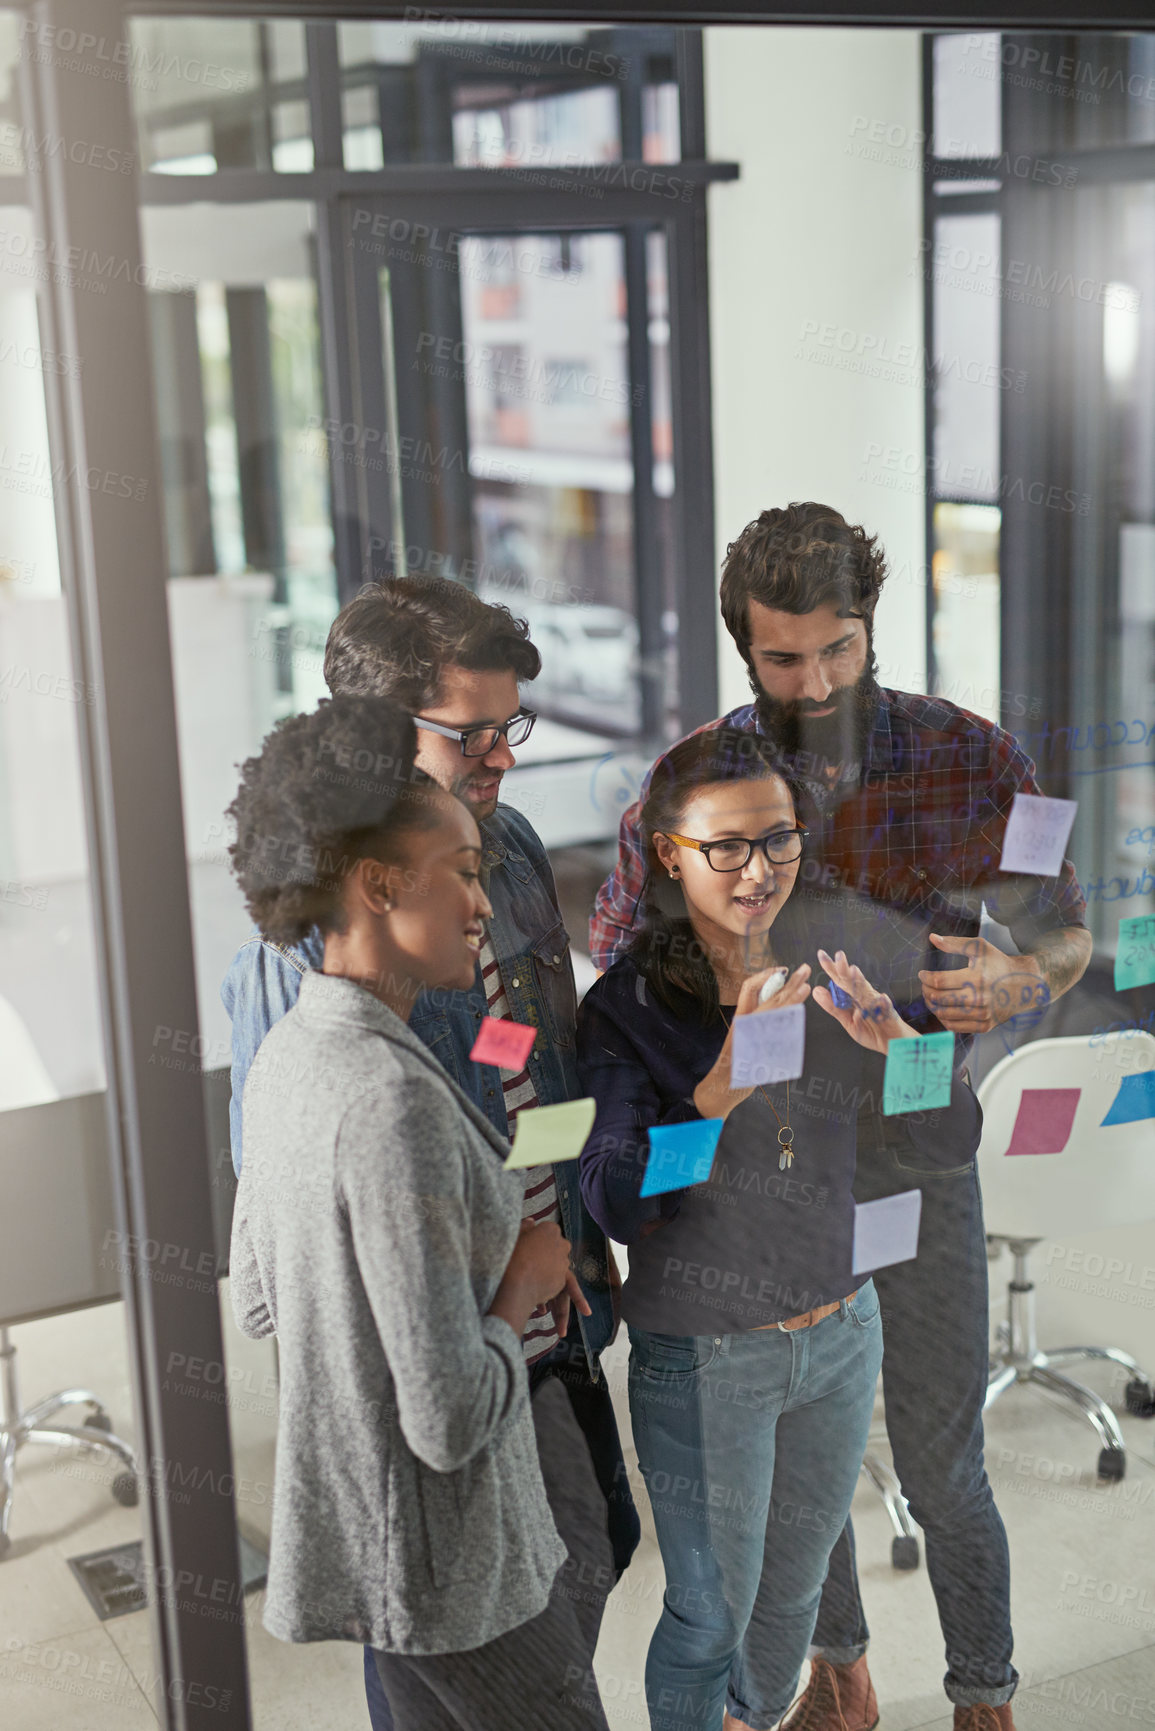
[{"xmin": 220, "ymin": 802, "xmax": 614, "ymax": 1375}]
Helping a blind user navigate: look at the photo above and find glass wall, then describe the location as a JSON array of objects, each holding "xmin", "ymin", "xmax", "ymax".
[
  {"xmin": 0, "ymin": 21, "xmax": 152, "ymax": 1711},
  {"xmin": 7, "ymin": 14, "xmax": 1153, "ymax": 1731},
  {"xmin": 928, "ymin": 31, "xmax": 1155, "ymax": 964},
  {"xmin": 336, "ymin": 19, "xmax": 679, "ymax": 169}
]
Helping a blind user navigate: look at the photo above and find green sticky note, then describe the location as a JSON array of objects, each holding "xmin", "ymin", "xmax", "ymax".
[
  {"xmin": 883, "ymin": 1031, "xmax": 955, "ymax": 1116},
  {"xmin": 1115, "ymin": 915, "xmax": 1155, "ymax": 993},
  {"xmin": 504, "ymin": 1097, "xmax": 597, "ymax": 1170}
]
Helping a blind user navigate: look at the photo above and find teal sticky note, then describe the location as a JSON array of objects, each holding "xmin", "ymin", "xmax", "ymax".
[
  {"xmin": 1115, "ymin": 916, "xmax": 1155, "ymax": 993},
  {"xmin": 883, "ymin": 1031, "xmax": 955, "ymax": 1116},
  {"xmin": 640, "ymin": 1119, "xmax": 724, "ymax": 1198},
  {"xmin": 1101, "ymin": 1070, "xmax": 1155, "ymax": 1128}
]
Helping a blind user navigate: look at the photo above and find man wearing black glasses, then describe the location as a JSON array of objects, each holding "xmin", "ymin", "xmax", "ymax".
[{"xmin": 222, "ymin": 576, "xmax": 638, "ymax": 1731}]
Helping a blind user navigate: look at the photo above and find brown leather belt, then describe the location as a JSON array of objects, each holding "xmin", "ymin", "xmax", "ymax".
[{"xmin": 754, "ymin": 1292, "xmax": 856, "ymax": 1333}]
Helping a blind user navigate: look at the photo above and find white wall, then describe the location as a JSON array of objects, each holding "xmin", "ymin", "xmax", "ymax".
[{"xmin": 703, "ymin": 28, "xmax": 928, "ymax": 711}]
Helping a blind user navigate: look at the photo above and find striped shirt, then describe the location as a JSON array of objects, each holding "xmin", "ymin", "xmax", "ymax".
[{"xmin": 479, "ymin": 931, "xmax": 561, "ymax": 1366}]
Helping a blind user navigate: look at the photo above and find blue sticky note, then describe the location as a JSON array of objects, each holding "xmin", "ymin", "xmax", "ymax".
[
  {"xmin": 1115, "ymin": 916, "xmax": 1155, "ymax": 992},
  {"xmin": 640, "ymin": 1119, "xmax": 724, "ymax": 1197},
  {"xmin": 883, "ymin": 1031, "xmax": 955, "ymax": 1115},
  {"xmin": 1101, "ymin": 1070, "xmax": 1155, "ymax": 1128}
]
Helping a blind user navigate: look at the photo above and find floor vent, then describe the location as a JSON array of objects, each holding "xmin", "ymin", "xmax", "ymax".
[{"xmin": 67, "ymin": 1532, "xmax": 268, "ymax": 1621}]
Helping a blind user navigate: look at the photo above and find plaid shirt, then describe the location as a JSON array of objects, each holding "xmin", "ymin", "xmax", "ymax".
[{"xmin": 589, "ymin": 690, "xmax": 1088, "ymax": 1065}]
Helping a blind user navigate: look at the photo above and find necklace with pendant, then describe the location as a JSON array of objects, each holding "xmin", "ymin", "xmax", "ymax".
[{"xmin": 758, "ymin": 1080, "xmax": 795, "ymax": 1170}]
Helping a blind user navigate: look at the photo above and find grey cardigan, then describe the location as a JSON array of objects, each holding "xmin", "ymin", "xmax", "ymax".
[{"xmin": 230, "ymin": 969, "xmax": 566, "ymax": 1654}]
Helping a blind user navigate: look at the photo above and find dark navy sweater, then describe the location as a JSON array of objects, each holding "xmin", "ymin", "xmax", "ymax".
[{"xmin": 576, "ymin": 955, "xmax": 981, "ymax": 1334}]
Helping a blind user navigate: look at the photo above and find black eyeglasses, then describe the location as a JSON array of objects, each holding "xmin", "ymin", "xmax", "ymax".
[
  {"xmin": 661, "ymin": 824, "xmax": 809, "ymax": 872},
  {"xmin": 411, "ymin": 708, "xmax": 537, "ymax": 758}
]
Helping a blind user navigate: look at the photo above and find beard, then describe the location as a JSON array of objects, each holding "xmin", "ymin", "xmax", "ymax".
[{"xmin": 751, "ymin": 646, "xmax": 882, "ymax": 779}]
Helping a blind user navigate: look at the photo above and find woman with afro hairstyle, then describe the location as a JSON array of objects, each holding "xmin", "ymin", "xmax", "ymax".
[{"xmin": 226, "ymin": 694, "xmax": 608, "ymax": 1731}]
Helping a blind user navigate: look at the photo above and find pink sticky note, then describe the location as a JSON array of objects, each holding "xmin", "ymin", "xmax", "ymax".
[
  {"xmin": 1004, "ymin": 1087, "xmax": 1080, "ymax": 1156},
  {"xmin": 470, "ymin": 1017, "xmax": 537, "ymax": 1071}
]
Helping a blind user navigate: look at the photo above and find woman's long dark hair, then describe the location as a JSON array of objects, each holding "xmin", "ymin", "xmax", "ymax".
[{"xmin": 627, "ymin": 728, "xmax": 807, "ymax": 1023}]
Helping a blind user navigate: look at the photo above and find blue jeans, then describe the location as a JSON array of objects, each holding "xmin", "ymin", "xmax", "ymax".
[
  {"xmin": 628, "ymin": 1285, "xmax": 883, "ymax": 1731},
  {"xmin": 809, "ymin": 1105, "xmax": 1018, "ymax": 1710}
]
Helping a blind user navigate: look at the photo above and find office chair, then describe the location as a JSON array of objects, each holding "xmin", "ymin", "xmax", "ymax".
[
  {"xmin": 977, "ymin": 1031, "xmax": 1155, "ymax": 1484},
  {"xmin": 0, "ymin": 1321, "xmax": 138, "ymax": 1556},
  {"xmin": 861, "ymin": 1441, "xmax": 919, "ymax": 1569}
]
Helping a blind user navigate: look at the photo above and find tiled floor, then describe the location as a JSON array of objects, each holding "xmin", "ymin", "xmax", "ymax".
[{"xmin": 2, "ymin": 1287, "xmax": 1154, "ymax": 1729}]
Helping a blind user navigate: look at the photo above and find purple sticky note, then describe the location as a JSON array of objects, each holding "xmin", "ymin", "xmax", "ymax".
[
  {"xmin": 730, "ymin": 1002, "xmax": 806, "ymax": 1088},
  {"xmin": 999, "ymin": 793, "xmax": 1077, "ymax": 877},
  {"xmin": 1004, "ymin": 1088, "xmax": 1080, "ymax": 1156},
  {"xmin": 853, "ymin": 1190, "xmax": 922, "ymax": 1274}
]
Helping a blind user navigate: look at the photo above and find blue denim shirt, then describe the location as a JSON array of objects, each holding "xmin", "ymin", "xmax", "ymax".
[{"xmin": 221, "ymin": 801, "xmax": 613, "ymax": 1374}]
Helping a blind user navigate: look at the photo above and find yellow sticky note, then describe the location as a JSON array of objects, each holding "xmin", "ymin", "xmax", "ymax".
[{"xmin": 504, "ymin": 1097, "xmax": 597, "ymax": 1170}]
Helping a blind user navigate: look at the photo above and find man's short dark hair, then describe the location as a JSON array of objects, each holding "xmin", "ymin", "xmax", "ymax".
[
  {"xmin": 323, "ymin": 576, "xmax": 541, "ymax": 708},
  {"xmin": 719, "ymin": 503, "xmax": 888, "ymax": 670}
]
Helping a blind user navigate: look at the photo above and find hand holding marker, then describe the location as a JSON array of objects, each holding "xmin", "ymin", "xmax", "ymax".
[{"xmin": 758, "ymin": 968, "xmax": 789, "ymax": 1004}]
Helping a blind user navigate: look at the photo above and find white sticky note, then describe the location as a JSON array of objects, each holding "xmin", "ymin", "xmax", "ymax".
[
  {"xmin": 999, "ymin": 793, "xmax": 1077, "ymax": 877},
  {"xmin": 852, "ymin": 1190, "xmax": 923, "ymax": 1275},
  {"xmin": 730, "ymin": 1002, "xmax": 806, "ymax": 1089}
]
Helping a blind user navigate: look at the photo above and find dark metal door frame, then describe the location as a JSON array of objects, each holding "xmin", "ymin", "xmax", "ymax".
[{"xmin": 335, "ymin": 184, "xmax": 723, "ymax": 735}]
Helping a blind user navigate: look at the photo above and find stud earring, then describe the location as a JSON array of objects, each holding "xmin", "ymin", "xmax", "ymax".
[{"xmin": 668, "ymin": 869, "xmax": 679, "ymax": 880}]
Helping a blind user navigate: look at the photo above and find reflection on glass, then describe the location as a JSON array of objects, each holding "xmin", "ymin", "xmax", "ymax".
[
  {"xmin": 459, "ymin": 232, "xmax": 640, "ymax": 736},
  {"xmin": 0, "ymin": 280, "xmax": 105, "ymax": 1101},
  {"xmin": 932, "ymin": 211, "xmax": 1001, "ymax": 502},
  {"xmin": 129, "ymin": 16, "xmax": 308, "ymax": 175},
  {"xmin": 140, "ymin": 204, "xmax": 337, "ymax": 1027},
  {"xmin": 931, "ymin": 502, "xmax": 1001, "ymax": 725},
  {"xmin": 932, "ymin": 33, "xmax": 1001, "ymax": 158},
  {"xmin": 139, "ymin": 197, "xmax": 335, "ymax": 1723},
  {"xmin": 643, "ymin": 82, "xmax": 680, "ymax": 163},
  {"xmin": 337, "ymin": 19, "xmax": 679, "ymax": 168},
  {"xmin": 1074, "ymin": 181, "xmax": 1155, "ymax": 942},
  {"xmin": 453, "ymin": 84, "xmax": 620, "ymax": 168},
  {"xmin": 0, "ymin": 271, "xmax": 149, "ymax": 1713},
  {"xmin": 0, "ymin": 14, "xmax": 24, "ymax": 177},
  {"xmin": 646, "ymin": 228, "xmax": 679, "ymax": 732}
]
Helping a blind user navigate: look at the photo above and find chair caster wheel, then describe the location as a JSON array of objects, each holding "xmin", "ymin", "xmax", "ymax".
[
  {"xmin": 1097, "ymin": 1447, "xmax": 1125, "ymax": 1483},
  {"xmin": 112, "ymin": 1474, "xmax": 138, "ymax": 1507},
  {"xmin": 1125, "ymin": 1379, "xmax": 1155, "ymax": 1418},
  {"xmin": 82, "ymin": 1412, "xmax": 112, "ymax": 1450},
  {"xmin": 891, "ymin": 1535, "xmax": 919, "ymax": 1570}
]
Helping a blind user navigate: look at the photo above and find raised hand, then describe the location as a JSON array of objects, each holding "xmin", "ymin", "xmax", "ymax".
[
  {"xmin": 813, "ymin": 948, "xmax": 917, "ymax": 1054},
  {"xmin": 734, "ymin": 961, "xmax": 812, "ymax": 1021},
  {"xmin": 692, "ymin": 963, "xmax": 812, "ymax": 1122},
  {"xmin": 917, "ymin": 932, "xmax": 1050, "ymax": 1035}
]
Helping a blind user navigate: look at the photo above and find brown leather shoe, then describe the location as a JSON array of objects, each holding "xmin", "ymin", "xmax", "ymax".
[
  {"xmin": 778, "ymin": 1656, "xmax": 879, "ymax": 1730},
  {"xmin": 954, "ymin": 1707, "xmax": 1016, "ymax": 1730}
]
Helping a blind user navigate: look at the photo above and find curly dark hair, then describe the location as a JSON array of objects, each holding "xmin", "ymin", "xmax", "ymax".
[
  {"xmin": 226, "ymin": 696, "xmax": 445, "ymax": 944},
  {"xmin": 323, "ymin": 575, "xmax": 541, "ymax": 709},
  {"xmin": 628, "ymin": 727, "xmax": 807, "ymax": 1022},
  {"xmin": 719, "ymin": 502, "xmax": 888, "ymax": 674}
]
